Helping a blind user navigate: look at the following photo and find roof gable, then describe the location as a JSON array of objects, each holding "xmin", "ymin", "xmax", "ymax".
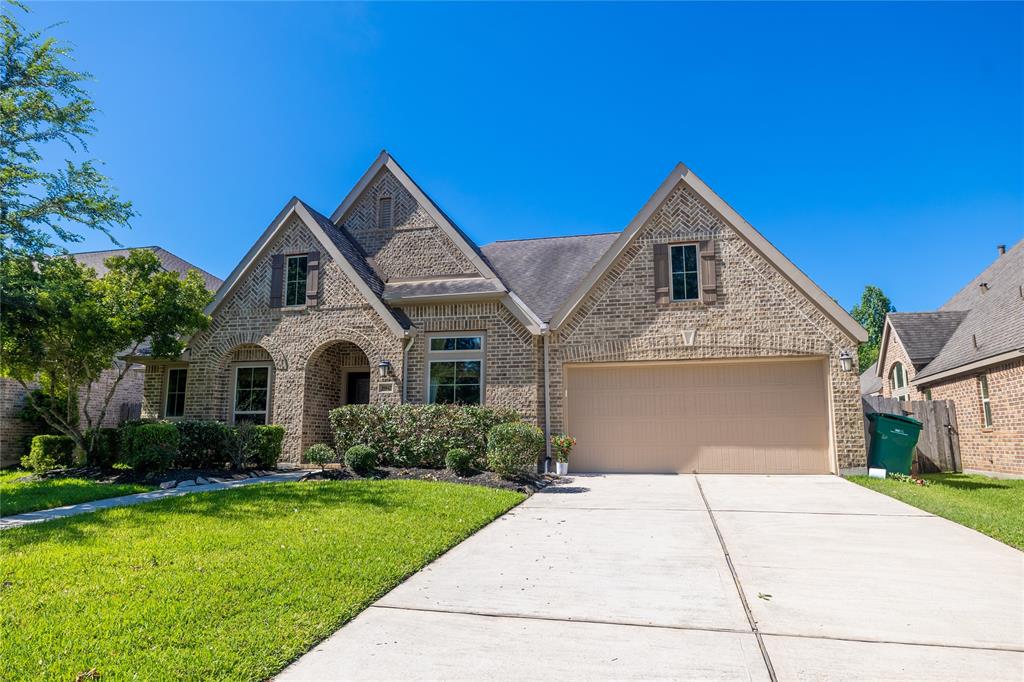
[
  {"xmin": 73, "ymin": 246, "xmax": 222, "ymax": 292},
  {"xmin": 886, "ymin": 312, "xmax": 968, "ymax": 365},
  {"xmin": 547, "ymin": 163, "xmax": 868, "ymax": 342}
]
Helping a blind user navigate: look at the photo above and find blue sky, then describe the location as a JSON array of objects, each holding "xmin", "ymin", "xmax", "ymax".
[{"xmin": 17, "ymin": 2, "xmax": 1023, "ymax": 312}]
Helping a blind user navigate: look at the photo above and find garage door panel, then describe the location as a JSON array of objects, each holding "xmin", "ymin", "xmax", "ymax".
[{"xmin": 566, "ymin": 359, "xmax": 830, "ymax": 474}]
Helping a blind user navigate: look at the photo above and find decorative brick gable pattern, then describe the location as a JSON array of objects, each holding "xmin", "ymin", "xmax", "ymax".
[
  {"xmin": 143, "ymin": 217, "xmax": 403, "ymax": 464},
  {"xmin": 926, "ymin": 358, "xmax": 1024, "ymax": 475},
  {"xmin": 551, "ymin": 183, "xmax": 865, "ymax": 469},
  {"xmin": 400, "ymin": 302, "xmax": 540, "ymax": 421},
  {"xmin": 340, "ymin": 170, "xmax": 478, "ymax": 280}
]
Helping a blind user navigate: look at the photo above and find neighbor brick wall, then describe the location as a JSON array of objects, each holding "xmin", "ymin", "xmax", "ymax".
[
  {"xmin": 340, "ymin": 170, "xmax": 479, "ymax": 280},
  {"xmin": 925, "ymin": 358, "xmax": 1024, "ymax": 475},
  {"xmin": 879, "ymin": 332, "xmax": 927, "ymax": 401},
  {"xmin": 549, "ymin": 181, "xmax": 866, "ymax": 469},
  {"xmin": 0, "ymin": 379, "xmax": 37, "ymax": 467}
]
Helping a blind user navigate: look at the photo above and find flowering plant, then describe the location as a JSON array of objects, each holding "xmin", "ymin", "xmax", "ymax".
[
  {"xmin": 887, "ymin": 472, "xmax": 930, "ymax": 486},
  {"xmin": 550, "ymin": 434, "xmax": 576, "ymax": 463}
]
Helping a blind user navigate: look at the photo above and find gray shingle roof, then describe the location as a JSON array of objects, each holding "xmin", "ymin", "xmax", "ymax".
[
  {"xmin": 911, "ymin": 240, "xmax": 1024, "ymax": 381},
  {"xmin": 73, "ymin": 246, "xmax": 223, "ymax": 292},
  {"xmin": 383, "ymin": 278, "xmax": 505, "ymax": 301},
  {"xmin": 480, "ymin": 232, "xmax": 620, "ymax": 323},
  {"xmin": 888, "ymin": 311, "xmax": 968, "ymax": 366},
  {"xmin": 860, "ymin": 362, "xmax": 883, "ymax": 395}
]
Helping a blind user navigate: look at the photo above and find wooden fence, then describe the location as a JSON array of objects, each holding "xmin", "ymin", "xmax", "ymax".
[{"xmin": 862, "ymin": 396, "xmax": 961, "ymax": 473}]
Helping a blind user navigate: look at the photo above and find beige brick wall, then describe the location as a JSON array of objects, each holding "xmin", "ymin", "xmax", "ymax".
[
  {"xmin": 549, "ymin": 182, "xmax": 865, "ymax": 469},
  {"xmin": 926, "ymin": 358, "xmax": 1024, "ymax": 475},
  {"xmin": 879, "ymin": 332, "xmax": 927, "ymax": 401},
  {"xmin": 1, "ymin": 379, "xmax": 37, "ymax": 467}
]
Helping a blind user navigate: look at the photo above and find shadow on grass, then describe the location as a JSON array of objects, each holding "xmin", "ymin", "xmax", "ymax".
[
  {"xmin": 1, "ymin": 481, "xmax": 403, "ymax": 549},
  {"xmin": 923, "ymin": 474, "xmax": 1012, "ymax": 492}
]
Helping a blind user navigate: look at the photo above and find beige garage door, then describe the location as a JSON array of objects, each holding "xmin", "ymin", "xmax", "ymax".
[{"xmin": 566, "ymin": 358, "xmax": 831, "ymax": 474}]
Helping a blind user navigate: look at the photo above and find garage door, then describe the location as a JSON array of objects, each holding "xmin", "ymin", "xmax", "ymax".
[{"xmin": 566, "ymin": 358, "xmax": 830, "ymax": 474}]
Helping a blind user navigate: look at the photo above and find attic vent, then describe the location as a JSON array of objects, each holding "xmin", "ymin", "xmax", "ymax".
[
  {"xmin": 979, "ymin": 282, "xmax": 989, "ymax": 292},
  {"xmin": 379, "ymin": 197, "xmax": 393, "ymax": 229}
]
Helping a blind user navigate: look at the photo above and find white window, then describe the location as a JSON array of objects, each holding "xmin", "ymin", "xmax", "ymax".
[
  {"xmin": 890, "ymin": 362, "xmax": 910, "ymax": 402},
  {"xmin": 284, "ymin": 255, "xmax": 307, "ymax": 307},
  {"xmin": 164, "ymin": 368, "xmax": 187, "ymax": 418},
  {"xmin": 670, "ymin": 244, "xmax": 700, "ymax": 301},
  {"xmin": 427, "ymin": 335, "xmax": 483, "ymax": 405},
  {"xmin": 979, "ymin": 374, "xmax": 993, "ymax": 427},
  {"xmin": 233, "ymin": 365, "xmax": 271, "ymax": 424},
  {"xmin": 379, "ymin": 197, "xmax": 393, "ymax": 229}
]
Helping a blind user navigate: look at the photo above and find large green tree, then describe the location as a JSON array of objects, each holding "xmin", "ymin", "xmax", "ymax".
[
  {"xmin": 1, "ymin": 4, "xmax": 134, "ymax": 258},
  {"xmin": 0, "ymin": 250, "xmax": 212, "ymax": 456},
  {"xmin": 850, "ymin": 285, "xmax": 895, "ymax": 371}
]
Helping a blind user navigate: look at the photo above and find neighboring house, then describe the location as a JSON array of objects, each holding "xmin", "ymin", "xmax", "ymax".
[
  {"xmin": 876, "ymin": 241, "xmax": 1023, "ymax": 475},
  {"xmin": 134, "ymin": 151, "xmax": 868, "ymax": 474},
  {"xmin": 0, "ymin": 247, "xmax": 222, "ymax": 467},
  {"xmin": 860, "ymin": 362, "xmax": 883, "ymax": 397}
]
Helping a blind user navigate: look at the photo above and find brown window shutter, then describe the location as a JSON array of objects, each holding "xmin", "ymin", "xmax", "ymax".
[
  {"xmin": 699, "ymin": 240, "xmax": 717, "ymax": 304},
  {"xmin": 653, "ymin": 243, "xmax": 670, "ymax": 305},
  {"xmin": 305, "ymin": 250, "xmax": 320, "ymax": 306},
  {"xmin": 269, "ymin": 254, "xmax": 284, "ymax": 308}
]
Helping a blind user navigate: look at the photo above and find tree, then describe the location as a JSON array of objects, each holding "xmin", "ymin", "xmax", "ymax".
[
  {"xmin": 850, "ymin": 285, "xmax": 895, "ymax": 371},
  {"xmin": 0, "ymin": 250, "xmax": 212, "ymax": 457},
  {"xmin": 1, "ymin": 5, "xmax": 134, "ymax": 258}
]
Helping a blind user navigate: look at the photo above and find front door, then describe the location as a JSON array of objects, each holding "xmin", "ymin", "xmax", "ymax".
[{"xmin": 346, "ymin": 372, "xmax": 371, "ymax": 405}]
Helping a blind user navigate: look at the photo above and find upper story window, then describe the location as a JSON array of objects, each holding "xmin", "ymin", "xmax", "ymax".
[
  {"xmin": 285, "ymin": 255, "xmax": 308, "ymax": 307},
  {"xmin": 979, "ymin": 374, "xmax": 993, "ymax": 427},
  {"xmin": 670, "ymin": 244, "xmax": 700, "ymax": 301},
  {"xmin": 379, "ymin": 197, "xmax": 393, "ymax": 229},
  {"xmin": 164, "ymin": 368, "xmax": 187, "ymax": 418},
  {"xmin": 890, "ymin": 362, "xmax": 910, "ymax": 402},
  {"xmin": 427, "ymin": 335, "xmax": 483, "ymax": 405}
]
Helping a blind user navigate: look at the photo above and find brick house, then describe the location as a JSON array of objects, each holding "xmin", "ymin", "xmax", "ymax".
[
  {"xmin": 0, "ymin": 247, "xmax": 221, "ymax": 467},
  {"xmin": 135, "ymin": 152, "xmax": 868, "ymax": 473},
  {"xmin": 875, "ymin": 241, "xmax": 1023, "ymax": 475}
]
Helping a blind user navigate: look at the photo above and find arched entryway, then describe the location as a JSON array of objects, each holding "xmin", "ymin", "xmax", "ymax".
[{"xmin": 301, "ymin": 340, "xmax": 371, "ymax": 453}]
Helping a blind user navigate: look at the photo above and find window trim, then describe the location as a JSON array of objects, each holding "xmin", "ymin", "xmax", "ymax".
[
  {"xmin": 284, "ymin": 254, "xmax": 308, "ymax": 308},
  {"xmin": 890, "ymin": 361, "xmax": 910, "ymax": 402},
  {"xmin": 163, "ymin": 366, "xmax": 188, "ymax": 420},
  {"xmin": 425, "ymin": 333, "xmax": 485, "ymax": 405},
  {"xmin": 979, "ymin": 374, "xmax": 993, "ymax": 428},
  {"xmin": 669, "ymin": 242, "xmax": 701, "ymax": 302},
  {"xmin": 230, "ymin": 363, "xmax": 273, "ymax": 425}
]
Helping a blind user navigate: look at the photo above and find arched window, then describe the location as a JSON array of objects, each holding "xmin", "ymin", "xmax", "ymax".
[{"xmin": 890, "ymin": 362, "xmax": 910, "ymax": 402}]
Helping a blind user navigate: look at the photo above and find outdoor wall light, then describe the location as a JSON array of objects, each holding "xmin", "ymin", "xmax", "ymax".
[
  {"xmin": 377, "ymin": 359, "xmax": 392, "ymax": 378},
  {"xmin": 838, "ymin": 350, "xmax": 853, "ymax": 373}
]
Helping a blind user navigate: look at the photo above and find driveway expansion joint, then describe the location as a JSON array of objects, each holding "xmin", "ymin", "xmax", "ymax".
[{"xmin": 696, "ymin": 475, "xmax": 779, "ymax": 682}]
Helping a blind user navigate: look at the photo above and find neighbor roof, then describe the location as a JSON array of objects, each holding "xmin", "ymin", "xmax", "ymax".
[
  {"xmin": 887, "ymin": 311, "xmax": 968, "ymax": 366},
  {"xmin": 73, "ymin": 246, "xmax": 222, "ymax": 292},
  {"xmin": 480, "ymin": 233, "xmax": 620, "ymax": 323},
  {"xmin": 912, "ymin": 240, "xmax": 1024, "ymax": 382},
  {"xmin": 860, "ymin": 362, "xmax": 883, "ymax": 395}
]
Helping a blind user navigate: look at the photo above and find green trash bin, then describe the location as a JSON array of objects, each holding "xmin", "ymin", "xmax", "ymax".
[{"xmin": 867, "ymin": 412, "xmax": 923, "ymax": 475}]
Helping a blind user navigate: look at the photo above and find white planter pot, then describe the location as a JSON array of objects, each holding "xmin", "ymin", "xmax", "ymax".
[{"xmin": 556, "ymin": 461, "xmax": 569, "ymax": 476}]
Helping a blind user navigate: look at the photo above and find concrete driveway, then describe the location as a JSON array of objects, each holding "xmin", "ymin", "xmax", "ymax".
[{"xmin": 280, "ymin": 474, "xmax": 1024, "ymax": 681}]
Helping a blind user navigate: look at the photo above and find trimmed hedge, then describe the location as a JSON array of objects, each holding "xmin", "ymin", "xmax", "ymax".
[
  {"xmin": 445, "ymin": 447, "xmax": 474, "ymax": 476},
  {"xmin": 176, "ymin": 421, "xmax": 230, "ymax": 469},
  {"xmin": 250, "ymin": 425, "xmax": 284, "ymax": 469},
  {"xmin": 120, "ymin": 422, "xmax": 180, "ymax": 473},
  {"xmin": 22, "ymin": 435, "xmax": 76, "ymax": 473},
  {"xmin": 486, "ymin": 422, "xmax": 544, "ymax": 478},
  {"xmin": 85, "ymin": 428, "xmax": 120, "ymax": 468},
  {"xmin": 344, "ymin": 444, "xmax": 377, "ymax": 476},
  {"xmin": 305, "ymin": 443, "xmax": 335, "ymax": 470},
  {"xmin": 330, "ymin": 404, "xmax": 521, "ymax": 468}
]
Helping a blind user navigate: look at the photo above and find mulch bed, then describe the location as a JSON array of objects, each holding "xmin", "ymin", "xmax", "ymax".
[
  {"xmin": 14, "ymin": 466, "xmax": 283, "ymax": 487},
  {"xmin": 300, "ymin": 466, "xmax": 560, "ymax": 494}
]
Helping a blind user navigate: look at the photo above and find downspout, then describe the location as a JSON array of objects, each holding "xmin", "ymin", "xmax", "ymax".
[
  {"xmin": 401, "ymin": 331, "xmax": 417, "ymax": 404},
  {"xmin": 541, "ymin": 323, "xmax": 552, "ymax": 473}
]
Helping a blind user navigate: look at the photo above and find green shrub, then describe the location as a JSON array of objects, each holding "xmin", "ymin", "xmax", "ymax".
[
  {"xmin": 21, "ymin": 434, "xmax": 75, "ymax": 473},
  {"xmin": 486, "ymin": 422, "xmax": 544, "ymax": 479},
  {"xmin": 344, "ymin": 445, "xmax": 377, "ymax": 476},
  {"xmin": 330, "ymin": 404, "xmax": 520, "ymax": 468},
  {"xmin": 250, "ymin": 425, "xmax": 284, "ymax": 468},
  {"xmin": 175, "ymin": 421, "xmax": 230, "ymax": 468},
  {"xmin": 305, "ymin": 443, "xmax": 336, "ymax": 470},
  {"xmin": 445, "ymin": 447, "xmax": 475, "ymax": 476},
  {"xmin": 120, "ymin": 422, "xmax": 179, "ymax": 473},
  {"xmin": 85, "ymin": 428, "xmax": 120, "ymax": 468},
  {"xmin": 227, "ymin": 422, "xmax": 256, "ymax": 471}
]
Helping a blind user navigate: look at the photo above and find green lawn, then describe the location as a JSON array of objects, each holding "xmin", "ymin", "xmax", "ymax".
[
  {"xmin": 0, "ymin": 479, "xmax": 523, "ymax": 680},
  {"xmin": 0, "ymin": 469, "xmax": 154, "ymax": 517},
  {"xmin": 850, "ymin": 473, "xmax": 1024, "ymax": 550}
]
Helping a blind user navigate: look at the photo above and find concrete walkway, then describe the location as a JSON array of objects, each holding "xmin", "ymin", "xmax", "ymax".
[
  {"xmin": 279, "ymin": 474, "xmax": 1024, "ymax": 681},
  {"xmin": 0, "ymin": 471, "xmax": 306, "ymax": 530}
]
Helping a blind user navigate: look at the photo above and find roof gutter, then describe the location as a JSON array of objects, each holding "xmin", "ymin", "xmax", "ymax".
[{"xmin": 910, "ymin": 348, "xmax": 1024, "ymax": 387}]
